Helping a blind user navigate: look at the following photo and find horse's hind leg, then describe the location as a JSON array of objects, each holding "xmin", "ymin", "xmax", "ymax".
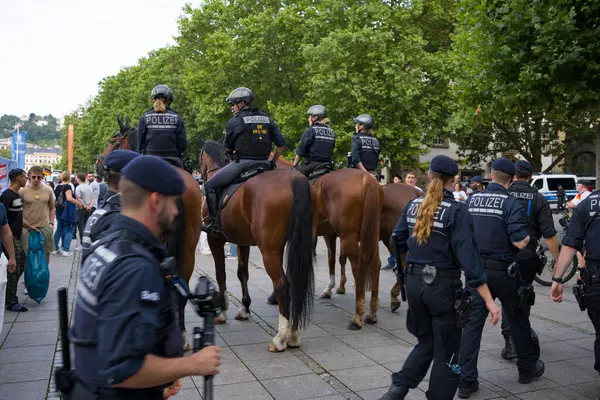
[
  {"xmin": 366, "ymin": 257, "xmax": 381, "ymax": 324},
  {"xmin": 338, "ymin": 250, "xmax": 347, "ymax": 295},
  {"xmin": 208, "ymin": 236, "xmax": 229, "ymax": 323},
  {"xmin": 340, "ymin": 234, "xmax": 365, "ymax": 330},
  {"xmin": 235, "ymin": 245, "xmax": 251, "ymax": 320},
  {"xmin": 321, "ymin": 234, "xmax": 338, "ymax": 299},
  {"xmin": 262, "ymin": 251, "xmax": 291, "ymax": 352}
]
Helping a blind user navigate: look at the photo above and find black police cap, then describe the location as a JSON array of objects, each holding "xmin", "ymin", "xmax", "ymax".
[
  {"xmin": 8, "ymin": 168, "xmax": 26, "ymax": 180},
  {"xmin": 492, "ymin": 158, "xmax": 516, "ymax": 176},
  {"xmin": 471, "ymin": 175, "xmax": 483, "ymax": 183},
  {"xmin": 429, "ymin": 155, "xmax": 459, "ymax": 177},
  {"xmin": 104, "ymin": 150, "xmax": 140, "ymax": 172},
  {"xmin": 514, "ymin": 160, "xmax": 533, "ymax": 173},
  {"xmin": 121, "ymin": 155, "xmax": 185, "ymax": 196}
]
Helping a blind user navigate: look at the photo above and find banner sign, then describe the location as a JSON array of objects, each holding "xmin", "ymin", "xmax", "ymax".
[
  {"xmin": 0, "ymin": 157, "xmax": 18, "ymax": 194},
  {"xmin": 11, "ymin": 131, "xmax": 27, "ymax": 170}
]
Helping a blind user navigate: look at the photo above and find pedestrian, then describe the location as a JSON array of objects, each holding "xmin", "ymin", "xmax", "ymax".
[
  {"xmin": 1, "ymin": 169, "xmax": 27, "ymax": 312},
  {"xmin": 53, "ymin": 172, "xmax": 82, "ymax": 256},
  {"xmin": 393, "ymin": 174, "xmax": 403, "ymax": 184},
  {"xmin": 458, "ymin": 158, "xmax": 543, "ymax": 399},
  {"xmin": 68, "ymin": 155, "xmax": 221, "ymax": 399},
  {"xmin": 20, "ymin": 166, "xmax": 55, "ymax": 265},
  {"xmin": 74, "ymin": 173, "xmax": 94, "ymax": 250},
  {"xmin": 469, "ymin": 176, "xmax": 484, "ymax": 194},
  {"xmin": 87, "ymin": 171, "xmax": 100, "ymax": 212},
  {"xmin": 379, "ymin": 155, "xmax": 499, "ymax": 400},
  {"xmin": 96, "ymin": 175, "xmax": 108, "ymax": 208}
]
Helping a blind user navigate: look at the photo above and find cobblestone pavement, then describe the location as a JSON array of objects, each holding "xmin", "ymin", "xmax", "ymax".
[{"xmin": 1, "ymin": 235, "xmax": 598, "ymax": 400}]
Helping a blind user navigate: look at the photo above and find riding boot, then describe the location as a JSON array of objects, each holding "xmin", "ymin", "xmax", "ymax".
[
  {"xmin": 202, "ymin": 191, "xmax": 220, "ymax": 234},
  {"xmin": 500, "ymin": 335, "xmax": 517, "ymax": 360}
]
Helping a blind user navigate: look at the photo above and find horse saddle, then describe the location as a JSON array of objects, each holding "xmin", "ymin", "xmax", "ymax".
[
  {"xmin": 308, "ymin": 162, "xmax": 334, "ymax": 184},
  {"xmin": 218, "ymin": 163, "xmax": 273, "ymax": 209}
]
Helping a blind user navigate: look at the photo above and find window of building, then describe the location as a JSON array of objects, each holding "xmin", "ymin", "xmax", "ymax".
[{"xmin": 432, "ymin": 135, "xmax": 449, "ymax": 148}]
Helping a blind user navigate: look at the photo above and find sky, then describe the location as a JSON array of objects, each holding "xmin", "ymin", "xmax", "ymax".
[{"xmin": 0, "ymin": 0, "xmax": 193, "ymax": 119}]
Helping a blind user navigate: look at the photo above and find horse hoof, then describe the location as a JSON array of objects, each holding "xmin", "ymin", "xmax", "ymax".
[
  {"xmin": 391, "ymin": 300, "xmax": 400, "ymax": 313},
  {"xmin": 336, "ymin": 287, "xmax": 346, "ymax": 295},
  {"xmin": 235, "ymin": 307, "xmax": 250, "ymax": 321},
  {"xmin": 347, "ymin": 321, "xmax": 362, "ymax": 330},
  {"xmin": 365, "ymin": 314, "xmax": 378, "ymax": 325},
  {"xmin": 214, "ymin": 312, "xmax": 228, "ymax": 324},
  {"xmin": 268, "ymin": 342, "xmax": 286, "ymax": 353},
  {"xmin": 320, "ymin": 292, "xmax": 331, "ymax": 299},
  {"xmin": 183, "ymin": 342, "xmax": 191, "ymax": 352}
]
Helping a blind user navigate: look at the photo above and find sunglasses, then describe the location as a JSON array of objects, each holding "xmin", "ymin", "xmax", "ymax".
[{"xmin": 30, "ymin": 176, "xmax": 43, "ymax": 180}]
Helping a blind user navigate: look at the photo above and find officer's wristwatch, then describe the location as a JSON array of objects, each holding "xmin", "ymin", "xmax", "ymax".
[{"xmin": 551, "ymin": 276, "xmax": 563, "ymax": 284}]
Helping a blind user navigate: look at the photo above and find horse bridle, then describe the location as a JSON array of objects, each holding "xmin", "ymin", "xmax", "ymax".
[
  {"xmin": 199, "ymin": 149, "xmax": 222, "ymax": 181},
  {"xmin": 96, "ymin": 129, "xmax": 129, "ymax": 166}
]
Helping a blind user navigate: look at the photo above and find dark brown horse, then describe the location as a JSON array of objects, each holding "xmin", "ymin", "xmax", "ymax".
[
  {"xmin": 275, "ymin": 158, "xmax": 384, "ymax": 329},
  {"xmin": 326, "ymin": 183, "xmax": 421, "ymax": 311},
  {"xmin": 95, "ymin": 116, "xmax": 203, "ymax": 350},
  {"xmin": 200, "ymin": 142, "xmax": 317, "ymax": 352}
]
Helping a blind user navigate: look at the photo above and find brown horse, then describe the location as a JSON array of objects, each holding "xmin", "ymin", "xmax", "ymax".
[
  {"xmin": 95, "ymin": 116, "xmax": 203, "ymax": 349},
  {"xmin": 275, "ymin": 158, "xmax": 384, "ymax": 329},
  {"xmin": 327, "ymin": 183, "xmax": 421, "ymax": 311},
  {"xmin": 200, "ymin": 142, "xmax": 317, "ymax": 352}
]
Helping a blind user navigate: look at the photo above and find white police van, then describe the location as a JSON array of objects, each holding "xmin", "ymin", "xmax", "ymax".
[{"xmin": 530, "ymin": 173, "xmax": 578, "ymax": 210}]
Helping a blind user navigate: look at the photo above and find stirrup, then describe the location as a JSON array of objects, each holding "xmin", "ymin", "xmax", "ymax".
[{"xmin": 202, "ymin": 216, "xmax": 221, "ymax": 235}]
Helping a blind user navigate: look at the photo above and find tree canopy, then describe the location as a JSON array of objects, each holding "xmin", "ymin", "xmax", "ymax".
[{"xmin": 0, "ymin": 114, "xmax": 62, "ymax": 147}]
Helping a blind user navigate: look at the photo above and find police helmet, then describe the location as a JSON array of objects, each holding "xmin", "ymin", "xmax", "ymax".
[
  {"xmin": 306, "ymin": 105, "xmax": 327, "ymax": 118},
  {"xmin": 353, "ymin": 114, "xmax": 374, "ymax": 129},
  {"xmin": 226, "ymin": 87, "xmax": 254, "ymax": 105},
  {"xmin": 151, "ymin": 85, "xmax": 173, "ymax": 103}
]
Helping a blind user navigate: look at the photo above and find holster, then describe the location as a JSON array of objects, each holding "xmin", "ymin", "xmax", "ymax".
[
  {"xmin": 580, "ymin": 264, "xmax": 600, "ymax": 286},
  {"xmin": 55, "ymin": 368, "xmax": 75, "ymax": 397},
  {"xmin": 454, "ymin": 290, "xmax": 473, "ymax": 329},
  {"xmin": 573, "ymin": 279, "xmax": 587, "ymax": 312},
  {"xmin": 516, "ymin": 283, "xmax": 535, "ymax": 308}
]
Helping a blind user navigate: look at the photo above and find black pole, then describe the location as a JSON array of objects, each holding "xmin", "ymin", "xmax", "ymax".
[
  {"xmin": 57, "ymin": 287, "xmax": 71, "ymax": 370},
  {"xmin": 203, "ymin": 315, "xmax": 214, "ymax": 400}
]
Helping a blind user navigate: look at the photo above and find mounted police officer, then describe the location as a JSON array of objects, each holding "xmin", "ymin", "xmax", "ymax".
[
  {"xmin": 202, "ymin": 87, "xmax": 286, "ymax": 233},
  {"xmin": 292, "ymin": 105, "xmax": 336, "ymax": 177},
  {"xmin": 69, "ymin": 156, "xmax": 220, "ymax": 400},
  {"xmin": 81, "ymin": 150, "xmax": 140, "ymax": 252},
  {"xmin": 458, "ymin": 158, "xmax": 544, "ymax": 399},
  {"xmin": 137, "ymin": 85, "xmax": 188, "ymax": 169},
  {"xmin": 551, "ymin": 187, "xmax": 600, "ymax": 377},
  {"xmin": 350, "ymin": 114, "xmax": 380, "ymax": 177},
  {"xmin": 499, "ymin": 160, "xmax": 559, "ymax": 359},
  {"xmin": 379, "ymin": 155, "xmax": 499, "ymax": 400}
]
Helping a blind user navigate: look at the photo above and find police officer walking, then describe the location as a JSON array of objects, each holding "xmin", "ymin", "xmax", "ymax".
[
  {"xmin": 379, "ymin": 155, "xmax": 499, "ymax": 400},
  {"xmin": 349, "ymin": 114, "xmax": 380, "ymax": 177},
  {"xmin": 551, "ymin": 188, "xmax": 600, "ymax": 376},
  {"xmin": 137, "ymin": 85, "xmax": 188, "ymax": 168},
  {"xmin": 291, "ymin": 105, "xmax": 336, "ymax": 177},
  {"xmin": 81, "ymin": 150, "xmax": 140, "ymax": 251},
  {"xmin": 500, "ymin": 160, "xmax": 560, "ymax": 359},
  {"xmin": 458, "ymin": 159, "xmax": 543, "ymax": 399},
  {"xmin": 202, "ymin": 87, "xmax": 286, "ymax": 233},
  {"xmin": 70, "ymin": 156, "xmax": 220, "ymax": 399}
]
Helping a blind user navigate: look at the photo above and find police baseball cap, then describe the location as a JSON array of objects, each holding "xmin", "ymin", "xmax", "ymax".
[
  {"xmin": 429, "ymin": 155, "xmax": 459, "ymax": 177},
  {"xmin": 121, "ymin": 155, "xmax": 185, "ymax": 196},
  {"xmin": 471, "ymin": 175, "xmax": 483, "ymax": 183},
  {"xmin": 104, "ymin": 150, "xmax": 140, "ymax": 172},
  {"xmin": 578, "ymin": 179, "xmax": 591, "ymax": 186},
  {"xmin": 8, "ymin": 168, "xmax": 26, "ymax": 180},
  {"xmin": 514, "ymin": 160, "xmax": 533, "ymax": 173},
  {"xmin": 492, "ymin": 158, "xmax": 516, "ymax": 176}
]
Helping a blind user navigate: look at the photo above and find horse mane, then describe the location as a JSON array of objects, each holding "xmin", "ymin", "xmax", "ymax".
[
  {"xmin": 203, "ymin": 141, "xmax": 230, "ymax": 167},
  {"xmin": 126, "ymin": 127, "xmax": 138, "ymax": 151}
]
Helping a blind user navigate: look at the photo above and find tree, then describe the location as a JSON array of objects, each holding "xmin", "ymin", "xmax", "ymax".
[
  {"xmin": 450, "ymin": 1, "xmax": 600, "ymax": 171},
  {"xmin": 0, "ymin": 148, "xmax": 11, "ymax": 159}
]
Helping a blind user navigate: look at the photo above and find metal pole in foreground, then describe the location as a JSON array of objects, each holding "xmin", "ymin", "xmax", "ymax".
[
  {"xmin": 203, "ymin": 316, "xmax": 214, "ymax": 400},
  {"xmin": 57, "ymin": 287, "xmax": 71, "ymax": 370}
]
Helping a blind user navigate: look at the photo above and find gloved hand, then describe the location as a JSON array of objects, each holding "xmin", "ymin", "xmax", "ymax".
[{"xmin": 269, "ymin": 160, "xmax": 277, "ymax": 170}]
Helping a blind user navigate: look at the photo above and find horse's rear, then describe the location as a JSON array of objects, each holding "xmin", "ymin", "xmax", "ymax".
[
  {"xmin": 214, "ymin": 169, "xmax": 317, "ymax": 352},
  {"xmin": 314, "ymin": 169, "xmax": 383, "ymax": 329}
]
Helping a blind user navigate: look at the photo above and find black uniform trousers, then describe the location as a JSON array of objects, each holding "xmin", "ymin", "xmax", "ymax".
[
  {"xmin": 391, "ymin": 270, "xmax": 462, "ymax": 400},
  {"xmin": 294, "ymin": 161, "xmax": 323, "ymax": 177},
  {"xmin": 459, "ymin": 259, "xmax": 539, "ymax": 387},
  {"xmin": 581, "ymin": 264, "xmax": 600, "ymax": 373}
]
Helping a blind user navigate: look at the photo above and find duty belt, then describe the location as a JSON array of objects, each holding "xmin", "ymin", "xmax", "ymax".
[
  {"xmin": 481, "ymin": 256, "xmax": 511, "ymax": 271},
  {"xmin": 408, "ymin": 264, "xmax": 461, "ymax": 279}
]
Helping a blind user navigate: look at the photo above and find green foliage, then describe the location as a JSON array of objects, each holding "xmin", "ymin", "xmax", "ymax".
[
  {"xmin": 0, "ymin": 148, "xmax": 11, "ymax": 159},
  {"xmin": 0, "ymin": 114, "xmax": 62, "ymax": 147}
]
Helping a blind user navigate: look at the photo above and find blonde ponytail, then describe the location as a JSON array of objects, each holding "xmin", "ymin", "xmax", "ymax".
[
  {"xmin": 412, "ymin": 175, "xmax": 446, "ymax": 244},
  {"xmin": 153, "ymin": 98, "xmax": 166, "ymax": 113}
]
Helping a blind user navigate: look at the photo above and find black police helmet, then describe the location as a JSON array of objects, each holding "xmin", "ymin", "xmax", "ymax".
[
  {"xmin": 306, "ymin": 105, "xmax": 327, "ymax": 118},
  {"xmin": 353, "ymin": 114, "xmax": 374, "ymax": 129},
  {"xmin": 226, "ymin": 87, "xmax": 254, "ymax": 105},
  {"xmin": 151, "ymin": 85, "xmax": 173, "ymax": 103}
]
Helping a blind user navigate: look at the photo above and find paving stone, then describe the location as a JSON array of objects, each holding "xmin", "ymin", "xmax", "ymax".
[
  {"xmin": 214, "ymin": 381, "xmax": 274, "ymax": 400},
  {"xmin": 479, "ymin": 367, "xmax": 560, "ymax": 395},
  {"xmin": 517, "ymin": 385, "xmax": 592, "ymax": 399},
  {"xmin": 357, "ymin": 387, "xmax": 427, "ymax": 400},
  {"xmin": 1, "ymin": 331, "xmax": 57, "ymax": 348},
  {"xmin": 386, "ymin": 329, "xmax": 418, "ymax": 345},
  {"xmin": 331, "ymin": 365, "xmax": 390, "ymax": 392},
  {"xmin": 568, "ymin": 336, "xmax": 595, "ymax": 351},
  {"xmin": 541, "ymin": 360, "xmax": 600, "ymax": 385},
  {"xmin": 262, "ymin": 374, "xmax": 338, "ymax": 400},
  {"xmin": 566, "ymin": 381, "xmax": 600, "ymax": 399},
  {"xmin": 230, "ymin": 342, "xmax": 295, "ymax": 362},
  {"xmin": 214, "ymin": 318, "xmax": 261, "ymax": 333},
  {"xmin": 0, "ymin": 344, "xmax": 55, "ymax": 364},
  {"xmin": 0, "ymin": 380, "xmax": 49, "ymax": 399},
  {"xmin": 220, "ymin": 329, "xmax": 273, "ymax": 346},
  {"xmin": 309, "ymin": 348, "xmax": 377, "ymax": 371},
  {"xmin": 193, "ymin": 360, "xmax": 256, "ymax": 386},
  {"xmin": 539, "ymin": 341, "xmax": 593, "ymax": 362},
  {"xmin": 305, "ymin": 396, "xmax": 347, "ymax": 400},
  {"xmin": 358, "ymin": 344, "xmax": 414, "ymax": 365},
  {"xmin": 15, "ymin": 310, "xmax": 59, "ymax": 322},
  {"xmin": 338, "ymin": 332, "xmax": 397, "ymax": 349},
  {"xmin": 9, "ymin": 320, "xmax": 59, "ymax": 334},
  {"xmin": 300, "ymin": 335, "xmax": 352, "ymax": 355},
  {"xmin": 173, "ymin": 388, "xmax": 203, "ymax": 399},
  {"xmin": 179, "ymin": 376, "xmax": 196, "ymax": 390},
  {"xmin": 0, "ymin": 360, "xmax": 51, "ymax": 384},
  {"xmin": 476, "ymin": 350, "xmax": 516, "ymax": 372},
  {"xmin": 246, "ymin": 356, "xmax": 313, "ymax": 380}
]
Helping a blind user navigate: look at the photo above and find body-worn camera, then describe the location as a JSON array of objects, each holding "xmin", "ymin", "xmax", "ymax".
[{"xmin": 573, "ymin": 280, "xmax": 587, "ymax": 311}]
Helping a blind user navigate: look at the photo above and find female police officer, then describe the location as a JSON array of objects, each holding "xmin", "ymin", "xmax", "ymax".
[{"xmin": 379, "ymin": 155, "xmax": 500, "ymax": 400}]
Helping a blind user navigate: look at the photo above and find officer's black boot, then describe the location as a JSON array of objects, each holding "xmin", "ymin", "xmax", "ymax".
[
  {"xmin": 518, "ymin": 360, "xmax": 545, "ymax": 384},
  {"xmin": 378, "ymin": 385, "xmax": 408, "ymax": 400},
  {"xmin": 457, "ymin": 381, "xmax": 479, "ymax": 399},
  {"xmin": 267, "ymin": 291, "xmax": 278, "ymax": 305},
  {"xmin": 202, "ymin": 191, "xmax": 220, "ymax": 234},
  {"xmin": 501, "ymin": 335, "xmax": 517, "ymax": 360}
]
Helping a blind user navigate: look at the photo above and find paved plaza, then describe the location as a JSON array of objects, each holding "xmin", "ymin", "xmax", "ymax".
[{"xmin": 1, "ymin": 238, "xmax": 599, "ymax": 400}]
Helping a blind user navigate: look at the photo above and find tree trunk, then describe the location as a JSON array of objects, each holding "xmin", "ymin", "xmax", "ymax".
[{"xmin": 596, "ymin": 122, "xmax": 600, "ymax": 190}]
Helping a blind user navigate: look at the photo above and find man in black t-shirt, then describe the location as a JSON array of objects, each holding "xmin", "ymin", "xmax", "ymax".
[{"xmin": 1, "ymin": 168, "xmax": 28, "ymax": 312}]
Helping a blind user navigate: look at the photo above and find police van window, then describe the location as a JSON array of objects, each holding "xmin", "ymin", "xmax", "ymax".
[
  {"xmin": 532, "ymin": 179, "xmax": 543, "ymax": 190},
  {"xmin": 547, "ymin": 178, "xmax": 576, "ymax": 191}
]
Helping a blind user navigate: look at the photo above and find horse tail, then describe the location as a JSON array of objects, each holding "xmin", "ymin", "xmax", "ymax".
[
  {"xmin": 358, "ymin": 176, "xmax": 381, "ymax": 291},
  {"xmin": 285, "ymin": 175, "xmax": 315, "ymax": 330},
  {"xmin": 165, "ymin": 197, "xmax": 186, "ymax": 275}
]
